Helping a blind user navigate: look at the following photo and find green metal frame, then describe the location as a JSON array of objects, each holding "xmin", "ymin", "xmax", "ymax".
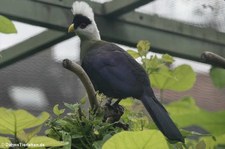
[
  {"xmin": 0, "ymin": 0, "xmax": 225, "ymax": 68},
  {"xmin": 0, "ymin": 30, "xmax": 72, "ymax": 68}
]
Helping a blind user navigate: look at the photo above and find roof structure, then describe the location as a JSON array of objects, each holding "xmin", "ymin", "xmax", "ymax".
[{"xmin": 0, "ymin": 0, "xmax": 225, "ymax": 68}]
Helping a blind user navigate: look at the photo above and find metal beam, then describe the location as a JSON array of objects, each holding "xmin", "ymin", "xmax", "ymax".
[
  {"xmin": 96, "ymin": 17, "xmax": 225, "ymax": 61},
  {"xmin": 0, "ymin": 0, "xmax": 72, "ymax": 31},
  {"xmin": 0, "ymin": 30, "xmax": 70, "ymax": 68},
  {"xmin": 0, "ymin": 0, "xmax": 225, "ymax": 62},
  {"xmin": 33, "ymin": 0, "xmax": 154, "ymax": 16},
  {"xmin": 102, "ymin": 0, "xmax": 154, "ymax": 17},
  {"xmin": 119, "ymin": 12, "xmax": 225, "ymax": 46},
  {"xmin": 33, "ymin": 0, "xmax": 105, "ymax": 15}
]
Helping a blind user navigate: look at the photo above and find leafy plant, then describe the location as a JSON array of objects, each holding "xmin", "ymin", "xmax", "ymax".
[
  {"xmin": 166, "ymin": 97, "xmax": 225, "ymax": 148},
  {"xmin": 166, "ymin": 97, "xmax": 225, "ymax": 136},
  {"xmin": 0, "ymin": 107, "xmax": 65, "ymax": 149},
  {"xmin": 128, "ymin": 40, "xmax": 196, "ymax": 100},
  {"xmin": 119, "ymin": 98, "xmax": 151, "ymax": 131},
  {"xmin": 0, "ymin": 15, "xmax": 17, "ymax": 34},
  {"xmin": 46, "ymin": 102, "xmax": 124, "ymax": 149},
  {"xmin": 102, "ymin": 98, "xmax": 225, "ymax": 149}
]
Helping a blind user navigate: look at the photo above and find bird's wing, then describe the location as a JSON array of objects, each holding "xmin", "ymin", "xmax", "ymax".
[{"xmin": 82, "ymin": 42, "xmax": 149, "ymax": 98}]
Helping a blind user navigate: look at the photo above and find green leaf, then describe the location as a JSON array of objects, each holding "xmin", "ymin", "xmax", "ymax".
[
  {"xmin": 198, "ymin": 137, "xmax": 217, "ymax": 149},
  {"xmin": 210, "ymin": 67, "xmax": 225, "ymax": 88},
  {"xmin": 120, "ymin": 98, "xmax": 135, "ymax": 107},
  {"xmin": 137, "ymin": 40, "xmax": 150, "ymax": 57},
  {"xmin": 62, "ymin": 132, "xmax": 72, "ymax": 149},
  {"xmin": 17, "ymin": 126, "xmax": 42, "ymax": 143},
  {"xmin": 127, "ymin": 50, "xmax": 140, "ymax": 59},
  {"xmin": 0, "ymin": 136, "xmax": 11, "ymax": 149},
  {"xmin": 216, "ymin": 133, "xmax": 225, "ymax": 146},
  {"xmin": 150, "ymin": 64, "xmax": 196, "ymax": 91},
  {"xmin": 80, "ymin": 97, "xmax": 87, "ymax": 105},
  {"xmin": 0, "ymin": 15, "xmax": 17, "ymax": 34},
  {"xmin": 144, "ymin": 55, "xmax": 164, "ymax": 74},
  {"xmin": 93, "ymin": 134, "xmax": 112, "ymax": 149},
  {"xmin": 166, "ymin": 97, "xmax": 225, "ymax": 135},
  {"xmin": 102, "ymin": 130, "xmax": 169, "ymax": 149},
  {"xmin": 64, "ymin": 103, "xmax": 80, "ymax": 112},
  {"xmin": 28, "ymin": 136, "xmax": 66, "ymax": 148},
  {"xmin": 196, "ymin": 140, "xmax": 206, "ymax": 149},
  {"xmin": 16, "ymin": 110, "xmax": 49, "ymax": 131},
  {"xmin": 162, "ymin": 54, "xmax": 175, "ymax": 64},
  {"xmin": 0, "ymin": 108, "xmax": 49, "ymax": 135},
  {"xmin": 53, "ymin": 104, "xmax": 65, "ymax": 116}
]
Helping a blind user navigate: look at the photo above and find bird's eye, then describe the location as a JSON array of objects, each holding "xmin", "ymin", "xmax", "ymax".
[{"xmin": 80, "ymin": 23, "xmax": 87, "ymax": 29}]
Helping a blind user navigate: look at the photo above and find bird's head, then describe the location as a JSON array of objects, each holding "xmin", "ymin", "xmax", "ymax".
[{"xmin": 68, "ymin": 1, "xmax": 100, "ymax": 40}]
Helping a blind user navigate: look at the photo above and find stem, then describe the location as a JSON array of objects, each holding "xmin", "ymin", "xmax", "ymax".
[
  {"xmin": 63, "ymin": 59, "xmax": 99, "ymax": 110},
  {"xmin": 12, "ymin": 113, "xmax": 19, "ymax": 145},
  {"xmin": 51, "ymin": 126, "xmax": 61, "ymax": 138},
  {"xmin": 79, "ymin": 137, "xmax": 91, "ymax": 149}
]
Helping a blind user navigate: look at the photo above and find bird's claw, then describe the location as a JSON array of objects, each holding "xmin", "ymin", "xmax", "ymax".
[{"xmin": 103, "ymin": 101, "xmax": 124, "ymax": 123}]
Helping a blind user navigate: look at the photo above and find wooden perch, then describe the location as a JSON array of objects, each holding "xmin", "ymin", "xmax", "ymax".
[
  {"xmin": 201, "ymin": 51, "xmax": 225, "ymax": 69},
  {"xmin": 63, "ymin": 59, "xmax": 99, "ymax": 110}
]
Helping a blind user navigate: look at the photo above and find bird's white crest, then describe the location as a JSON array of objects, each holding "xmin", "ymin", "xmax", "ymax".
[{"xmin": 72, "ymin": 1, "xmax": 94, "ymax": 21}]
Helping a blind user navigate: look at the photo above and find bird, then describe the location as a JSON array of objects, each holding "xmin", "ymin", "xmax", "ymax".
[{"xmin": 68, "ymin": 1, "xmax": 184, "ymax": 142}]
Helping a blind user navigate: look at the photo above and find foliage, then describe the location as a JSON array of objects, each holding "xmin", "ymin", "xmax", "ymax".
[
  {"xmin": 46, "ymin": 102, "xmax": 124, "ymax": 149},
  {"xmin": 109, "ymin": 40, "xmax": 225, "ymax": 148},
  {"xmin": 210, "ymin": 67, "xmax": 225, "ymax": 88},
  {"xmin": 102, "ymin": 98, "xmax": 225, "ymax": 149},
  {"xmin": 166, "ymin": 97, "xmax": 225, "ymax": 148},
  {"xmin": 166, "ymin": 97, "xmax": 225, "ymax": 136},
  {"xmin": 102, "ymin": 130, "xmax": 170, "ymax": 149},
  {"xmin": 0, "ymin": 107, "xmax": 65, "ymax": 149},
  {"xmin": 150, "ymin": 64, "xmax": 196, "ymax": 91},
  {"xmin": 127, "ymin": 40, "xmax": 196, "ymax": 93},
  {"xmin": 0, "ymin": 15, "xmax": 17, "ymax": 34},
  {"xmin": 120, "ymin": 98, "xmax": 151, "ymax": 131}
]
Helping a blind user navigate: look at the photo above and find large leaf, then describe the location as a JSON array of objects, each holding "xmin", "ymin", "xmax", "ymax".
[
  {"xmin": 0, "ymin": 108, "xmax": 49, "ymax": 135},
  {"xmin": 166, "ymin": 97, "xmax": 225, "ymax": 135},
  {"xmin": 0, "ymin": 136, "xmax": 11, "ymax": 149},
  {"xmin": 28, "ymin": 136, "xmax": 66, "ymax": 148},
  {"xmin": 0, "ymin": 15, "xmax": 17, "ymax": 34},
  {"xmin": 210, "ymin": 67, "xmax": 225, "ymax": 88},
  {"xmin": 150, "ymin": 64, "xmax": 196, "ymax": 91},
  {"xmin": 102, "ymin": 130, "xmax": 169, "ymax": 149},
  {"xmin": 17, "ymin": 126, "xmax": 42, "ymax": 143}
]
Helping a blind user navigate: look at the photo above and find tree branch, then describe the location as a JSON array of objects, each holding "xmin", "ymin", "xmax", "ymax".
[
  {"xmin": 62, "ymin": 59, "xmax": 99, "ymax": 110},
  {"xmin": 201, "ymin": 51, "xmax": 225, "ymax": 69}
]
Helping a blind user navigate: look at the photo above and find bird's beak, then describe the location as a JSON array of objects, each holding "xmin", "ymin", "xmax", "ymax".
[{"xmin": 68, "ymin": 24, "xmax": 75, "ymax": 33}]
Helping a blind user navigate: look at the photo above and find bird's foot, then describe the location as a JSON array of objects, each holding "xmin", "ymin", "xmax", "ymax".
[{"xmin": 103, "ymin": 100, "xmax": 124, "ymax": 123}]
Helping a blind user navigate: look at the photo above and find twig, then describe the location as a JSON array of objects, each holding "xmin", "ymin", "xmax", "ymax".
[
  {"xmin": 201, "ymin": 51, "xmax": 225, "ymax": 69},
  {"xmin": 62, "ymin": 59, "xmax": 99, "ymax": 110}
]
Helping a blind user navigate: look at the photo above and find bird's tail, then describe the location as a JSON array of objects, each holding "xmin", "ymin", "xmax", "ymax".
[{"xmin": 140, "ymin": 88, "xmax": 184, "ymax": 142}]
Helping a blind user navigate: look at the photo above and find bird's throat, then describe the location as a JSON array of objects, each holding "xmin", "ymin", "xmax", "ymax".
[{"xmin": 80, "ymin": 39, "xmax": 99, "ymax": 63}]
